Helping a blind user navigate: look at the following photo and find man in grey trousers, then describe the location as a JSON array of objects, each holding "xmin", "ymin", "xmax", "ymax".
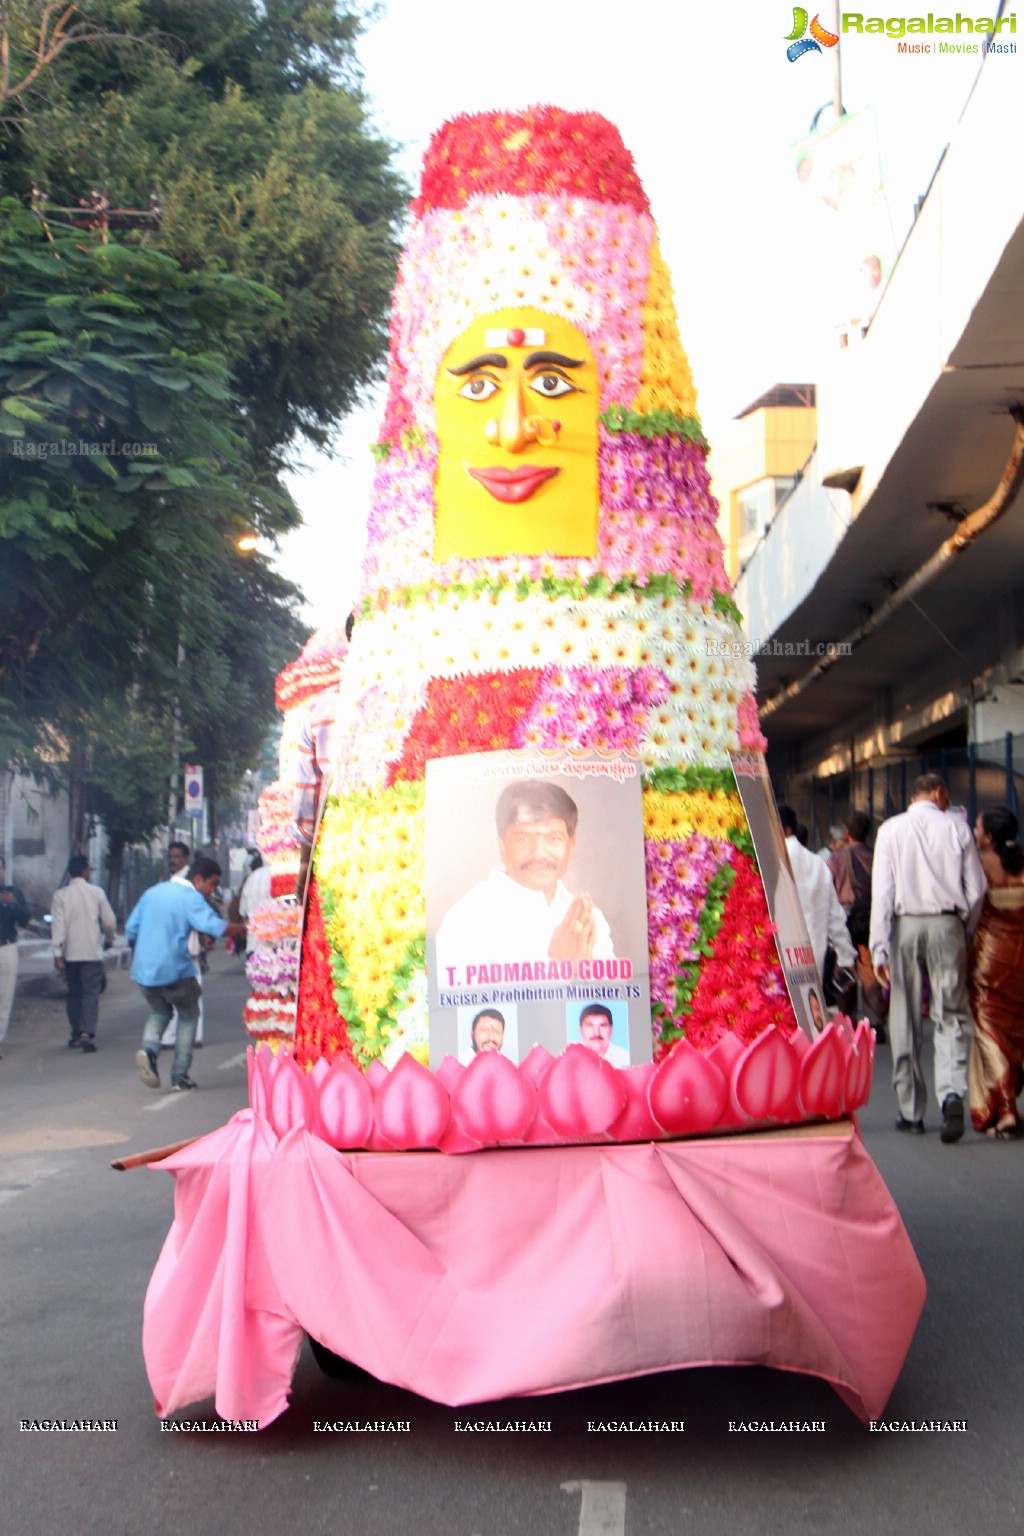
[
  {"xmin": 870, "ymin": 774, "xmax": 986, "ymax": 1141},
  {"xmin": 51, "ymin": 854, "xmax": 117, "ymax": 1050}
]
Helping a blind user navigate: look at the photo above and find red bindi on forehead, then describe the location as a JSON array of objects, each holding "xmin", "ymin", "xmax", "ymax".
[{"xmin": 483, "ymin": 326, "xmax": 545, "ymax": 349}]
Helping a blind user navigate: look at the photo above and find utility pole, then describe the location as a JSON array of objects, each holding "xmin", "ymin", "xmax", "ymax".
[
  {"xmin": 832, "ymin": 2, "xmax": 845, "ymax": 120},
  {"xmin": 167, "ymin": 628, "xmax": 185, "ymax": 842}
]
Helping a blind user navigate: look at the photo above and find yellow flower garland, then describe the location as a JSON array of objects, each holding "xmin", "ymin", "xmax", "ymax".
[
  {"xmin": 634, "ymin": 241, "xmax": 699, "ymax": 419},
  {"xmin": 316, "ymin": 786, "xmax": 426, "ymax": 1027},
  {"xmin": 643, "ymin": 786, "xmax": 746, "ymax": 843}
]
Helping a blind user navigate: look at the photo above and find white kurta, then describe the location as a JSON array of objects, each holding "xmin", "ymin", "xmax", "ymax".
[
  {"xmin": 785, "ymin": 836, "xmax": 856, "ymax": 978},
  {"xmin": 435, "ymin": 867, "xmax": 613, "ymax": 982}
]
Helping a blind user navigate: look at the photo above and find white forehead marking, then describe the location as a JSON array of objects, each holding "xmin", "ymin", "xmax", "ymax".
[{"xmin": 483, "ymin": 328, "xmax": 547, "ymax": 347}]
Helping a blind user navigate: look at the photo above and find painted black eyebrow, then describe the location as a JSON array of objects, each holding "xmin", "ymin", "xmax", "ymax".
[
  {"xmin": 524, "ymin": 351, "xmax": 584, "ymax": 369},
  {"xmin": 447, "ymin": 353, "xmax": 509, "ymax": 376}
]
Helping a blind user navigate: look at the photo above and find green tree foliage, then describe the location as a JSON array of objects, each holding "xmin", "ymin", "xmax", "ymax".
[
  {"xmin": 0, "ymin": 204, "xmax": 305, "ymax": 847},
  {"xmin": 0, "ymin": 204, "xmax": 296, "ymax": 682},
  {"xmin": 82, "ymin": 693, "xmax": 176, "ymax": 855},
  {"xmin": 0, "ymin": 1, "xmax": 145, "ymax": 124},
  {"xmin": 1, "ymin": 0, "xmax": 407, "ymax": 462},
  {"xmin": 0, "ymin": 2, "xmax": 405, "ymax": 858}
]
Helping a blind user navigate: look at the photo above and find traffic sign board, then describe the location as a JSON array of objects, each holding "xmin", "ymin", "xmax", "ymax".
[{"xmin": 183, "ymin": 764, "xmax": 204, "ymax": 818}]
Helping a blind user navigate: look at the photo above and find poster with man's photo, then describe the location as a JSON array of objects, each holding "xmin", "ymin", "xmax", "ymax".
[
  {"xmin": 729, "ymin": 752, "xmax": 824, "ymax": 1039},
  {"xmin": 425, "ymin": 750, "xmax": 652, "ymax": 1068}
]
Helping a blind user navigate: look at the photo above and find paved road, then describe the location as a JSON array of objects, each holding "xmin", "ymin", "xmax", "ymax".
[{"xmin": 1, "ymin": 953, "xmax": 1021, "ymax": 1536}]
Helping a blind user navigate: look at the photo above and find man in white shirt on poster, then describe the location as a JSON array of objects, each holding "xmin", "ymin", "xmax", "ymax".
[
  {"xmin": 435, "ymin": 779, "xmax": 613, "ymax": 982},
  {"xmin": 578, "ymin": 1002, "xmax": 630, "ymax": 1067}
]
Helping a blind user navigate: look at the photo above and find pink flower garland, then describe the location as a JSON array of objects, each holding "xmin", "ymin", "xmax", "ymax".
[
  {"xmin": 737, "ymin": 694, "xmax": 768, "ymax": 752},
  {"xmin": 256, "ymin": 782, "xmax": 300, "ymax": 858},
  {"xmin": 645, "ymin": 834, "xmax": 732, "ymax": 1019},
  {"xmin": 391, "ymin": 194, "xmax": 653, "ymax": 427},
  {"xmin": 512, "ymin": 665, "xmax": 668, "ymax": 753}
]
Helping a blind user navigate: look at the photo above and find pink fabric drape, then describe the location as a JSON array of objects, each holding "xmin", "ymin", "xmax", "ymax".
[
  {"xmin": 143, "ymin": 1116, "xmax": 924, "ymax": 1427},
  {"xmin": 144, "ymin": 1113, "xmax": 304, "ymax": 1423}
]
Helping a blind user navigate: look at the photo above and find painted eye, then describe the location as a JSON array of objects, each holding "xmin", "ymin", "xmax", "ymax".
[
  {"xmin": 529, "ymin": 372, "xmax": 575, "ymax": 398},
  {"xmin": 458, "ymin": 375, "xmax": 499, "ymax": 400}
]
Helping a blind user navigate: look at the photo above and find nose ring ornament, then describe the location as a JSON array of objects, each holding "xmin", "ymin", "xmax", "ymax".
[
  {"xmin": 485, "ymin": 417, "xmax": 561, "ymax": 446},
  {"xmin": 525, "ymin": 416, "xmax": 561, "ymax": 445}
]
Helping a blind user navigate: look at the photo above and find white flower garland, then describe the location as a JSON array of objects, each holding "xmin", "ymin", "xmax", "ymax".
[{"xmin": 331, "ymin": 589, "xmax": 756, "ymax": 793}]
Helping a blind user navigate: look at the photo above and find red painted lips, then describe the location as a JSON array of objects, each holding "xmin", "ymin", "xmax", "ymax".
[{"xmin": 468, "ymin": 465, "xmax": 560, "ymax": 502}]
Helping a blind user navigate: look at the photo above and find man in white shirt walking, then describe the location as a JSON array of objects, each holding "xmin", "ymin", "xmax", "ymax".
[
  {"xmin": 238, "ymin": 854, "xmax": 273, "ymax": 953},
  {"xmin": 869, "ymin": 774, "xmax": 986, "ymax": 1141},
  {"xmin": 51, "ymin": 855, "xmax": 117, "ymax": 1051},
  {"xmin": 778, "ymin": 806, "xmax": 856, "ymax": 985}
]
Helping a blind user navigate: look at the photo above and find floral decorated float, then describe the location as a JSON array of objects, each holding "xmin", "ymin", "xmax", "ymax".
[
  {"xmin": 240, "ymin": 628, "xmax": 349, "ymax": 1049},
  {"xmin": 266, "ymin": 103, "xmax": 872, "ymax": 1148},
  {"xmin": 141, "ymin": 108, "xmax": 924, "ymax": 1427}
]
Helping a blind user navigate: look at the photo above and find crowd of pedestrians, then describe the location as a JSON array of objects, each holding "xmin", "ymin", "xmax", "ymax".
[
  {"xmin": 794, "ymin": 774, "xmax": 1023, "ymax": 1143},
  {"xmin": 0, "ymin": 846, "xmax": 250, "ymax": 1092},
  {"xmin": 5, "ymin": 771, "xmax": 1022, "ymax": 1140}
]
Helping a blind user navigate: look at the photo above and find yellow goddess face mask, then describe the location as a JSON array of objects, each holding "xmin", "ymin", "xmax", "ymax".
[{"xmin": 433, "ymin": 307, "xmax": 600, "ymax": 560}]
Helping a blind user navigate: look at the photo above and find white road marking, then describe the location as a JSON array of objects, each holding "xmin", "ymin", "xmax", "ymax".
[
  {"xmin": 141, "ymin": 1094, "xmax": 188, "ymax": 1112},
  {"xmin": 218, "ymin": 1051, "xmax": 248, "ymax": 1071},
  {"xmin": 0, "ymin": 1160, "xmax": 63, "ymax": 1206},
  {"xmin": 562, "ymin": 1480, "xmax": 627, "ymax": 1536},
  {"xmin": 0, "ymin": 1187, "xmax": 40, "ymax": 1208}
]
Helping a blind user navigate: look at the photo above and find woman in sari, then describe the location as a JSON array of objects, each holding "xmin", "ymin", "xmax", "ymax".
[{"xmin": 968, "ymin": 806, "xmax": 1024, "ymax": 1138}]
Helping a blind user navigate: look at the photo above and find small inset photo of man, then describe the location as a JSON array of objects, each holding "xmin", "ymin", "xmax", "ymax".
[
  {"xmin": 567, "ymin": 998, "xmax": 631, "ymax": 1068},
  {"xmin": 457, "ymin": 1003, "xmax": 519, "ymax": 1065}
]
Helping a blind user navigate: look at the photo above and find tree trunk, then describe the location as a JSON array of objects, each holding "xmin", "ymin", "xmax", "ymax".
[
  {"xmin": 68, "ymin": 734, "xmax": 88, "ymax": 853},
  {"xmin": 106, "ymin": 838, "xmax": 126, "ymax": 924}
]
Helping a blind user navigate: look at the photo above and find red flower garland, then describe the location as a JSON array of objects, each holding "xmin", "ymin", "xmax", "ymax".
[
  {"xmin": 293, "ymin": 878, "xmax": 356, "ymax": 1069},
  {"xmin": 274, "ymin": 629, "xmax": 348, "ymax": 712},
  {"xmin": 388, "ymin": 668, "xmax": 542, "ymax": 784},
  {"xmin": 671, "ymin": 853, "xmax": 795, "ymax": 1055},
  {"xmin": 412, "ymin": 107, "xmax": 651, "ymax": 217}
]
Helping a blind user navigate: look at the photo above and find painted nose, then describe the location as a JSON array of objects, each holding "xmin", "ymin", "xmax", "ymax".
[{"xmin": 494, "ymin": 379, "xmax": 529, "ymax": 452}]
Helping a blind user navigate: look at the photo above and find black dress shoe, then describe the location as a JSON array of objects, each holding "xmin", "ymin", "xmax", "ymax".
[
  {"xmin": 940, "ymin": 1094, "xmax": 965, "ymax": 1144},
  {"xmin": 895, "ymin": 1114, "xmax": 925, "ymax": 1134}
]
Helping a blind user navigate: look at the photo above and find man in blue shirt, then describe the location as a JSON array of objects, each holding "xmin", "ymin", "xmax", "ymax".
[{"xmin": 126, "ymin": 856, "xmax": 246, "ymax": 1091}]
